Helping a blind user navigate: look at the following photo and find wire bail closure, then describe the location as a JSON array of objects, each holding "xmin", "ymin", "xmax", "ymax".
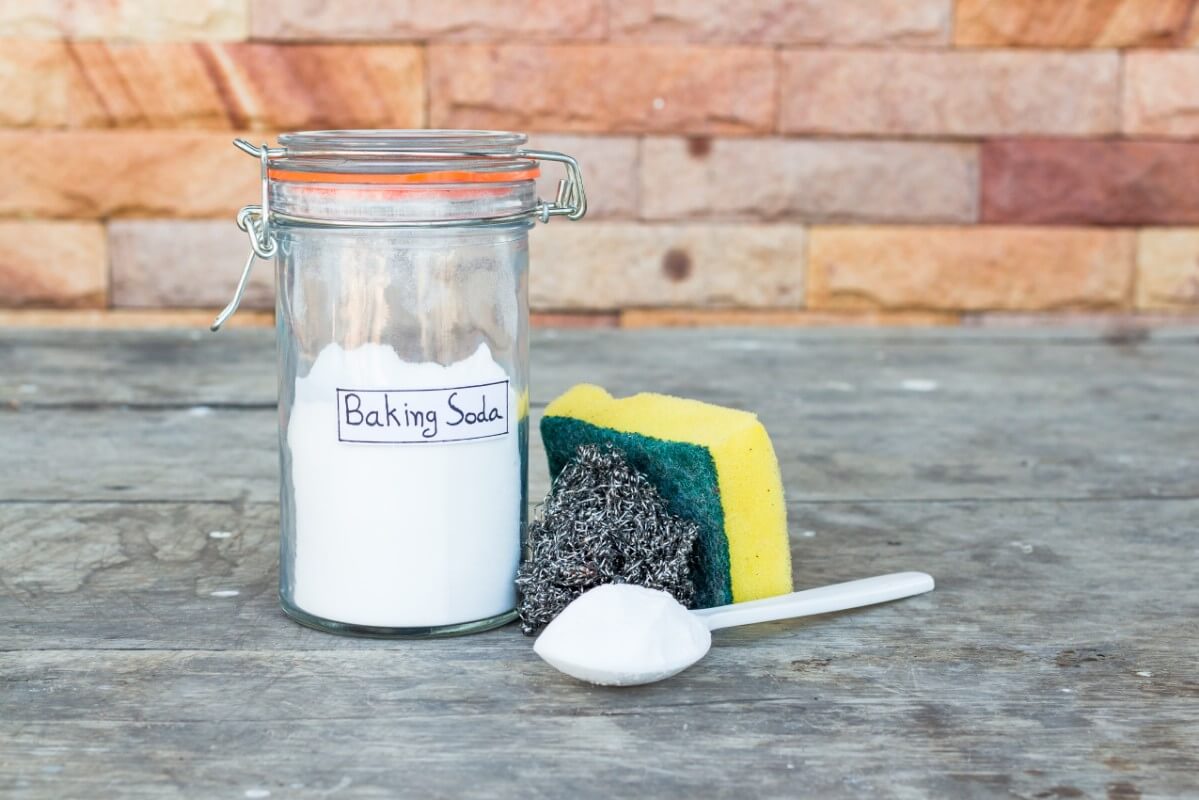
[
  {"xmin": 211, "ymin": 137, "xmax": 587, "ymax": 332},
  {"xmin": 211, "ymin": 141, "xmax": 282, "ymax": 331}
]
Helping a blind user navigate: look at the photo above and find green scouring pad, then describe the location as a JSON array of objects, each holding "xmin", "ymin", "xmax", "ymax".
[{"xmin": 515, "ymin": 443, "xmax": 699, "ymax": 634}]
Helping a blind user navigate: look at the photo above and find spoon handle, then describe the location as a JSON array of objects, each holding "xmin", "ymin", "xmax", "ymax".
[{"xmin": 692, "ymin": 571, "xmax": 934, "ymax": 631}]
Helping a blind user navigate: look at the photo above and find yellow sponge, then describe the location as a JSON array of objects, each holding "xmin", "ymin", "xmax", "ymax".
[{"xmin": 541, "ymin": 384, "xmax": 792, "ymax": 608}]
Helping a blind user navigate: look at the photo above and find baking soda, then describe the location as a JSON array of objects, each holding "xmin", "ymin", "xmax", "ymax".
[
  {"xmin": 287, "ymin": 341, "xmax": 521, "ymax": 628},
  {"xmin": 533, "ymin": 584, "xmax": 711, "ymax": 685}
]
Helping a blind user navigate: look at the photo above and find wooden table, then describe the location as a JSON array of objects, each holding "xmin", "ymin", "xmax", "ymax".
[{"xmin": 2, "ymin": 328, "xmax": 1196, "ymax": 799}]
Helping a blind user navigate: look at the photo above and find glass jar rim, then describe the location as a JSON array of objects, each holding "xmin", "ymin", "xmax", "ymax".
[
  {"xmin": 279, "ymin": 129, "xmax": 528, "ymax": 154},
  {"xmin": 272, "ymin": 129, "xmax": 537, "ymax": 180}
]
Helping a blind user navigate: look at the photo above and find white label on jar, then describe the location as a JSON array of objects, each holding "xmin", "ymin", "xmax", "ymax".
[{"xmin": 335, "ymin": 380, "xmax": 510, "ymax": 445}]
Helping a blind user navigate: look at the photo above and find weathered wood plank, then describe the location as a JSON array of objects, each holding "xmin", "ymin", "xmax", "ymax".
[
  {"xmin": 2, "ymin": 497, "xmax": 1196, "ymax": 651},
  {"xmin": 2, "ymin": 704, "xmax": 1183, "ymax": 800},
  {"xmin": 3, "ymin": 362, "xmax": 1198, "ymax": 503},
  {"xmin": 4, "ymin": 329, "xmax": 1199, "ymax": 504},
  {"xmin": 1, "ymin": 497, "xmax": 1196, "ymax": 797},
  {"xmin": 0, "ymin": 671, "xmax": 1193, "ymax": 799},
  {"xmin": 0, "ymin": 408, "xmax": 279, "ymax": 503},
  {"xmin": 4, "ymin": 327, "xmax": 1199, "ymax": 408},
  {"xmin": 0, "ymin": 329, "xmax": 275, "ymax": 407},
  {"xmin": 2, "ymin": 329, "xmax": 1197, "ymax": 799}
]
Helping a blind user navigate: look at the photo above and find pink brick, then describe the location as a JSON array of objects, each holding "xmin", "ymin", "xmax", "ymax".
[
  {"xmin": 982, "ymin": 139, "xmax": 1199, "ymax": 225},
  {"xmin": 0, "ymin": 41, "xmax": 71, "ymax": 128},
  {"xmin": 955, "ymin": 0, "xmax": 1194, "ymax": 47},
  {"xmin": 808, "ymin": 226, "xmax": 1134, "ymax": 312},
  {"xmin": 0, "ymin": 131, "xmax": 260, "ymax": 219},
  {"xmin": 0, "ymin": 309, "xmax": 274, "ymax": 328},
  {"xmin": 780, "ymin": 50, "xmax": 1119, "ymax": 137},
  {"xmin": 610, "ymin": 0, "xmax": 950, "ymax": 45},
  {"xmin": 1123, "ymin": 52, "xmax": 1199, "ymax": 138},
  {"xmin": 110, "ymin": 220, "xmax": 273, "ymax": 309},
  {"xmin": 525, "ymin": 135, "xmax": 639, "ymax": 219},
  {"xmin": 1136, "ymin": 229, "xmax": 1199, "ymax": 310},
  {"xmin": 963, "ymin": 311, "xmax": 1199, "ymax": 328},
  {"xmin": 531, "ymin": 312, "xmax": 620, "ymax": 328},
  {"xmin": 0, "ymin": 0, "xmax": 246, "ymax": 40},
  {"xmin": 640, "ymin": 137, "xmax": 977, "ymax": 223},
  {"xmin": 429, "ymin": 45, "xmax": 776, "ymax": 135},
  {"xmin": 530, "ymin": 223, "xmax": 805, "ymax": 310},
  {"xmin": 251, "ymin": 0, "xmax": 604, "ymax": 41},
  {"xmin": 0, "ymin": 42, "xmax": 423, "ymax": 130},
  {"xmin": 0, "ymin": 222, "xmax": 107, "ymax": 308}
]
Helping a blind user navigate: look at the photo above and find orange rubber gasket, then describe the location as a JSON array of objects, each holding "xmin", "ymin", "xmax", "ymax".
[
  {"xmin": 268, "ymin": 167, "xmax": 540, "ymax": 185},
  {"xmin": 288, "ymin": 183, "xmax": 524, "ymax": 202}
]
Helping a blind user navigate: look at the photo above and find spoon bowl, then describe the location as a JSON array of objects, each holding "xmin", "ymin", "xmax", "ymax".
[
  {"xmin": 534, "ymin": 584, "xmax": 710, "ymax": 686},
  {"xmin": 534, "ymin": 572, "xmax": 935, "ymax": 686}
]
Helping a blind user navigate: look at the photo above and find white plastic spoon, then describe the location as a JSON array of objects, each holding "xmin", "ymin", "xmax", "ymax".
[{"xmin": 534, "ymin": 571, "xmax": 935, "ymax": 686}]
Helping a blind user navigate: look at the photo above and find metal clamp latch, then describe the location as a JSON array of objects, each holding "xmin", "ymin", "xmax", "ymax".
[
  {"xmin": 211, "ymin": 140, "xmax": 283, "ymax": 331},
  {"xmin": 211, "ymin": 138, "xmax": 586, "ymax": 332},
  {"xmin": 520, "ymin": 149, "xmax": 587, "ymax": 223}
]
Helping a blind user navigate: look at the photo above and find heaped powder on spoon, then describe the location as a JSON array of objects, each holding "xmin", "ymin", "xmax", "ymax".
[
  {"xmin": 287, "ymin": 341, "xmax": 521, "ymax": 628},
  {"xmin": 533, "ymin": 584, "xmax": 712, "ymax": 686}
]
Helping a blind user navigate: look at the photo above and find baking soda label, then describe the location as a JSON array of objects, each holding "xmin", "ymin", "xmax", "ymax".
[{"xmin": 336, "ymin": 380, "xmax": 509, "ymax": 445}]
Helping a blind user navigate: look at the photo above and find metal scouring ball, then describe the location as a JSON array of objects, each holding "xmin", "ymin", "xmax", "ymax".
[{"xmin": 516, "ymin": 443, "xmax": 699, "ymax": 635}]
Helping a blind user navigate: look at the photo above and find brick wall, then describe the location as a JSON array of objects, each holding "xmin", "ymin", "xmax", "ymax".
[{"xmin": 3, "ymin": 0, "xmax": 1199, "ymax": 329}]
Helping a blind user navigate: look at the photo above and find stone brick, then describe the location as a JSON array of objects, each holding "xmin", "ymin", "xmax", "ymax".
[
  {"xmin": 780, "ymin": 50, "xmax": 1119, "ymax": 137},
  {"xmin": 0, "ymin": 42, "xmax": 423, "ymax": 130},
  {"xmin": 0, "ymin": 222, "xmax": 107, "ymax": 308},
  {"xmin": 0, "ymin": 41, "xmax": 71, "ymax": 128},
  {"xmin": 807, "ymin": 227, "xmax": 1134, "ymax": 311},
  {"xmin": 525, "ymin": 135, "xmax": 638, "ymax": 219},
  {"xmin": 955, "ymin": 0, "xmax": 1194, "ymax": 47},
  {"xmin": 982, "ymin": 139, "xmax": 1199, "ymax": 225},
  {"xmin": 0, "ymin": 309, "xmax": 274, "ymax": 328},
  {"xmin": 429, "ymin": 45, "xmax": 776, "ymax": 135},
  {"xmin": 251, "ymin": 0, "xmax": 604, "ymax": 41},
  {"xmin": 0, "ymin": 0, "xmax": 247, "ymax": 39},
  {"xmin": 530, "ymin": 312, "xmax": 620, "ymax": 328},
  {"xmin": 610, "ymin": 0, "xmax": 950, "ymax": 45},
  {"xmin": 1136, "ymin": 229, "xmax": 1199, "ymax": 309},
  {"xmin": 530, "ymin": 223, "xmax": 804, "ymax": 310},
  {"xmin": 963, "ymin": 311, "xmax": 1199, "ymax": 328},
  {"xmin": 620, "ymin": 309, "xmax": 958, "ymax": 327},
  {"xmin": 110, "ymin": 221, "xmax": 272, "ymax": 310},
  {"xmin": 1123, "ymin": 52, "xmax": 1199, "ymax": 138},
  {"xmin": 0, "ymin": 131, "xmax": 261, "ymax": 218},
  {"xmin": 640, "ymin": 138, "xmax": 977, "ymax": 223}
]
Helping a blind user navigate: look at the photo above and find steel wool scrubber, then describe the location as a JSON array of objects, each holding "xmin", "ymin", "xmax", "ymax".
[{"xmin": 515, "ymin": 444, "xmax": 699, "ymax": 635}]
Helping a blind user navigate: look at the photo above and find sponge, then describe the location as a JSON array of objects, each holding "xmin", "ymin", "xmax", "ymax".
[{"xmin": 541, "ymin": 384, "xmax": 792, "ymax": 609}]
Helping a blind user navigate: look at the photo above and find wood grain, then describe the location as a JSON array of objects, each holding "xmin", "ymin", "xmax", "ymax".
[
  {"xmin": 3, "ymin": 330, "xmax": 1199, "ymax": 504},
  {"xmin": 1, "ymin": 329, "xmax": 1196, "ymax": 799}
]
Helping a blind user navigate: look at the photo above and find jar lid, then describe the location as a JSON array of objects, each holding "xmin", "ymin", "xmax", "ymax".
[
  {"xmin": 211, "ymin": 133, "xmax": 587, "ymax": 331},
  {"xmin": 271, "ymin": 129, "xmax": 541, "ymax": 184}
]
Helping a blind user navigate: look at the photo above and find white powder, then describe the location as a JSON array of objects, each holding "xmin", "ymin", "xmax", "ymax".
[
  {"xmin": 533, "ymin": 584, "xmax": 712, "ymax": 686},
  {"xmin": 288, "ymin": 341, "xmax": 521, "ymax": 628}
]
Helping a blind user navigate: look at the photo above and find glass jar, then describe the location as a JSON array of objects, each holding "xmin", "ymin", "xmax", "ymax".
[{"xmin": 214, "ymin": 130, "xmax": 586, "ymax": 637}]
